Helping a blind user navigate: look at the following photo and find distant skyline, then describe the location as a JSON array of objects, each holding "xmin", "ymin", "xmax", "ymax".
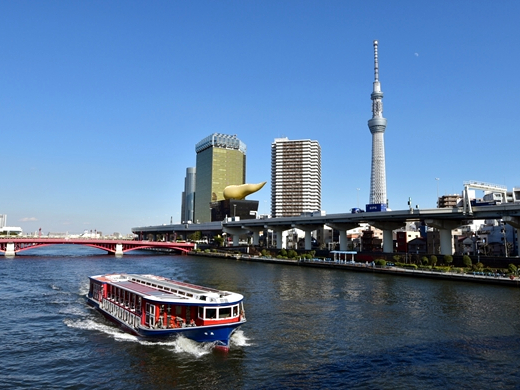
[{"xmin": 2, "ymin": 1, "xmax": 520, "ymax": 234}]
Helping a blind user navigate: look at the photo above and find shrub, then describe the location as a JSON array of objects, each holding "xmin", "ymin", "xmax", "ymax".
[
  {"xmin": 444, "ymin": 255, "xmax": 453, "ymax": 265},
  {"xmin": 462, "ymin": 255, "xmax": 472, "ymax": 268},
  {"xmin": 374, "ymin": 259, "xmax": 386, "ymax": 266},
  {"xmin": 508, "ymin": 263, "xmax": 518, "ymax": 275},
  {"xmin": 474, "ymin": 262, "xmax": 484, "ymax": 270}
]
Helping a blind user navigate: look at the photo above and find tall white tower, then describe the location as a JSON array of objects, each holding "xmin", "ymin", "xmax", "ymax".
[{"xmin": 368, "ymin": 40, "xmax": 387, "ymax": 205}]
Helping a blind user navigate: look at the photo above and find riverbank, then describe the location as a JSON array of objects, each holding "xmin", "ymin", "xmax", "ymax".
[{"xmin": 189, "ymin": 251, "xmax": 520, "ymax": 287}]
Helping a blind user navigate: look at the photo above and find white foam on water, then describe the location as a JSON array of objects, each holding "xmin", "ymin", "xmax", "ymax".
[
  {"xmin": 230, "ymin": 329, "xmax": 251, "ymax": 347},
  {"xmin": 59, "ymin": 305, "xmax": 87, "ymax": 316},
  {"xmin": 64, "ymin": 318, "xmax": 140, "ymax": 342},
  {"xmin": 167, "ymin": 335, "xmax": 213, "ymax": 357},
  {"xmin": 63, "ymin": 318, "xmax": 213, "ymax": 356},
  {"xmin": 78, "ymin": 281, "xmax": 90, "ymax": 297}
]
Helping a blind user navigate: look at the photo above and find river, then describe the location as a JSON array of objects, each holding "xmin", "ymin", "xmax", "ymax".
[{"xmin": 1, "ymin": 246, "xmax": 520, "ymax": 389}]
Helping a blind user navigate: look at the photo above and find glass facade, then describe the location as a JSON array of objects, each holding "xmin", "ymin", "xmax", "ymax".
[{"xmin": 194, "ymin": 134, "xmax": 246, "ymax": 222}]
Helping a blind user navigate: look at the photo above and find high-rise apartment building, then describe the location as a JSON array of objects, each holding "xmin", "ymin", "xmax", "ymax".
[
  {"xmin": 194, "ymin": 133, "xmax": 246, "ymax": 223},
  {"xmin": 181, "ymin": 167, "xmax": 196, "ymax": 223},
  {"xmin": 271, "ymin": 137, "xmax": 321, "ymax": 217}
]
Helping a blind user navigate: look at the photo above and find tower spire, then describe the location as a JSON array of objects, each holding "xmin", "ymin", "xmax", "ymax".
[{"xmin": 368, "ymin": 40, "xmax": 388, "ymax": 206}]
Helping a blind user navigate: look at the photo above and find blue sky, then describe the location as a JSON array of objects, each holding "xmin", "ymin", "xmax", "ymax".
[{"xmin": 2, "ymin": 1, "xmax": 519, "ymax": 234}]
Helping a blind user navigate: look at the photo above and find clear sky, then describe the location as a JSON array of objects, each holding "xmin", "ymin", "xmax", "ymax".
[{"xmin": 2, "ymin": 1, "xmax": 520, "ymax": 235}]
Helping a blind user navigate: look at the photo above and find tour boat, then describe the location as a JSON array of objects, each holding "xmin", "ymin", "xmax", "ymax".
[{"xmin": 86, "ymin": 273, "xmax": 246, "ymax": 350}]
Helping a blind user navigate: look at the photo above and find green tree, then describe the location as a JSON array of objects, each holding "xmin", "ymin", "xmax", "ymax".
[
  {"xmin": 188, "ymin": 231, "xmax": 202, "ymax": 241},
  {"xmin": 444, "ymin": 255, "xmax": 453, "ymax": 266},
  {"xmin": 508, "ymin": 263, "xmax": 518, "ymax": 275},
  {"xmin": 421, "ymin": 256, "xmax": 429, "ymax": 265},
  {"xmin": 430, "ymin": 255, "xmax": 438, "ymax": 267},
  {"xmin": 287, "ymin": 250, "xmax": 298, "ymax": 259},
  {"xmin": 462, "ymin": 255, "xmax": 472, "ymax": 268},
  {"xmin": 213, "ymin": 235, "xmax": 224, "ymax": 247}
]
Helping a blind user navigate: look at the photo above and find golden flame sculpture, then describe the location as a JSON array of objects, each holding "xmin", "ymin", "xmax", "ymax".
[{"xmin": 223, "ymin": 182, "xmax": 266, "ymax": 200}]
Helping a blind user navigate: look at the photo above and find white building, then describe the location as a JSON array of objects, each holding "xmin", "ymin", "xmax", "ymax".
[{"xmin": 271, "ymin": 138, "xmax": 321, "ymax": 217}]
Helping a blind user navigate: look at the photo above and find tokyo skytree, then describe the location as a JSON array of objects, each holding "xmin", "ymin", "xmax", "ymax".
[{"xmin": 368, "ymin": 40, "xmax": 387, "ymax": 206}]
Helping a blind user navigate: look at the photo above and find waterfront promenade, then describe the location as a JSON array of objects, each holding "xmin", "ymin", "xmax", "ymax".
[{"xmin": 189, "ymin": 250, "xmax": 520, "ymax": 287}]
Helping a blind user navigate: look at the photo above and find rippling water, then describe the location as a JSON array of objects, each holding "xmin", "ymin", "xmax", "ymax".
[{"xmin": 1, "ymin": 246, "xmax": 520, "ymax": 389}]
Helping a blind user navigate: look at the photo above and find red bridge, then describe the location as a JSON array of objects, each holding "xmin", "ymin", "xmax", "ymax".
[{"xmin": 0, "ymin": 238, "xmax": 195, "ymax": 256}]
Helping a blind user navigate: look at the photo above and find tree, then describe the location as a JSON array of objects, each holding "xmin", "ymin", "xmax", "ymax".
[
  {"xmin": 430, "ymin": 255, "xmax": 438, "ymax": 267},
  {"xmin": 188, "ymin": 231, "xmax": 202, "ymax": 241},
  {"xmin": 421, "ymin": 256, "xmax": 429, "ymax": 265},
  {"xmin": 462, "ymin": 255, "xmax": 472, "ymax": 268},
  {"xmin": 444, "ymin": 255, "xmax": 453, "ymax": 266},
  {"xmin": 508, "ymin": 263, "xmax": 517, "ymax": 275},
  {"xmin": 213, "ymin": 235, "xmax": 224, "ymax": 247}
]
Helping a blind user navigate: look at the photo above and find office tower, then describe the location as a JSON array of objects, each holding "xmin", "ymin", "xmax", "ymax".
[
  {"xmin": 194, "ymin": 133, "xmax": 246, "ymax": 223},
  {"xmin": 181, "ymin": 167, "xmax": 196, "ymax": 223},
  {"xmin": 368, "ymin": 40, "xmax": 388, "ymax": 206},
  {"xmin": 271, "ymin": 137, "xmax": 321, "ymax": 217}
]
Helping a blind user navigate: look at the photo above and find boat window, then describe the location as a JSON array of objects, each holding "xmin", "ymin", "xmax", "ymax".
[
  {"xmin": 205, "ymin": 308, "xmax": 217, "ymax": 319},
  {"xmin": 233, "ymin": 305, "xmax": 238, "ymax": 317},
  {"xmin": 200, "ymin": 295, "xmax": 206, "ymax": 301},
  {"xmin": 218, "ymin": 307, "xmax": 231, "ymax": 319},
  {"xmin": 198, "ymin": 307, "xmax": 203, "ymax": 318},
  {"xmin": 187, "ymin": 293, "xmax": 193, "ymax": 298}
]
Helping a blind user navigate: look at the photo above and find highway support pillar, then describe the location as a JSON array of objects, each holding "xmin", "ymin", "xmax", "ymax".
[
  {"xmin": 294, "ymin": 225, "xmax": 318, "ymax": 251},
  {"xmin": 274, "ymin": 228, "xmax": 286, "ymax": 249},
  {"xmin": 222, "ymin": 227, "xmax": 246, "ymax": 247},
  {"xmin": 368, "ymin": 222, "xmax": 405, "ymax": 253},
  {"xmin": 5, "ymin": 242, "xmax": 15, "ymax": 256},
  {"xmin": 115, "ymin": 243, "xmax": 124, "ymax": 256},
  {"xmin": 243, "ymin": 226, "xmax": 263, "ymax": 246},
  {"xmin": 424, "ymin": 219, "xmax": 461, "ymax": 255},
  {"xmin": 327, "ymin": 223, "xmax": 359, "ymax": 251}
]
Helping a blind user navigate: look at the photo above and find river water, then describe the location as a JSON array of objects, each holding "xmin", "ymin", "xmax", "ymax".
[{"xmin": 2, "ymin": 246, "xmax": 520, "ymax": 389}]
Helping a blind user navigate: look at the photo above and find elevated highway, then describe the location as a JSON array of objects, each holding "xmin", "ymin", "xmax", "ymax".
[{"xmin": 132, "ymin": 203, "xmax": 520, "ymax": 255}]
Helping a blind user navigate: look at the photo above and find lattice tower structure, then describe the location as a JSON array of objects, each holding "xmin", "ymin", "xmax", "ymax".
[{"xmin": 368, "ymin": 40, "xmax": 388, "ymax": 205}]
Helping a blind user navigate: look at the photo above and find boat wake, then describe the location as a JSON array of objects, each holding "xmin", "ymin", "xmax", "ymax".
[
  {"xmin": 63, "ymin": 318, "xmax": 216, "ymax": 356},
  {"xmin": 230, "ymin": 329, "xmax": 251, "ymax": 347}
]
